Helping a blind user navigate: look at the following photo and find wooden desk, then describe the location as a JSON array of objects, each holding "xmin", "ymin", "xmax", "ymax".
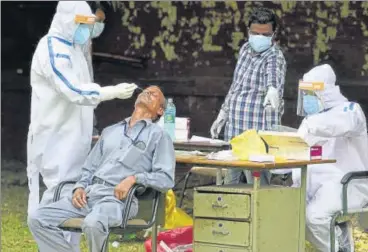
[
  {"xmin": 176, "ymin": 155, "xmax": 335, "ymax": 169},
  {"xmin": 175, "ymin": 154, "xmax": 336, "ymax": 252}
]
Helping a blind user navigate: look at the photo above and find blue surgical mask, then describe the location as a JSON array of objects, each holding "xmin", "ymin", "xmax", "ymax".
[
  {"xmin": 91, "ymin": 22, "xmax": 105, "ymax": 38},
  {"xmin": 303, "ymin": 95, "xmax": 321, "ymax": 115},
  {"xmin": 74, "ymin": 24, "xmax": 91, "ymax": 45},
  {"xmin": 248, "ymin": 34, "xmax": 273, "ymax": 53}
]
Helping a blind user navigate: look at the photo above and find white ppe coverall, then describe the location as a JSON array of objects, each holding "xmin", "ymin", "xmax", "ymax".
[
  {"xmin": 27, "ymin": 0, "xmax": 137, "ymax": 213},
  {"xmin": 28, "ymin": 0, "xmax": 96, "ymax": 214},
  {"xmin": 292, "ymin": 65, "xmax": 368, "ymax": 251},
  {"xmin": 27, "ymin": 1, "xmax": 136, "ymax": 250}
]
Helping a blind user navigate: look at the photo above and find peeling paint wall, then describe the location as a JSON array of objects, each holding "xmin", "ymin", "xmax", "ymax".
[{"xmin": 96, "ymin": 1, "xmax": 368, "ymax": 78}]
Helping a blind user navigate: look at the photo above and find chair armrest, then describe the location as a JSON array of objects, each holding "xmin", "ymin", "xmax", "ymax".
[
  {"xmin": 53, "ymin": 181, "xmax": 78, "ymax": 203},
  {"xmin": 340, "ymin": 171, "xmax": 368, "ymax": 214},
  {"xmin": 341, "ymin": 171, "xmax": 368, "ymax": 184},
  {"xmin": 121, "ymin": 184, "xmax": 162, "ymax": 229}
]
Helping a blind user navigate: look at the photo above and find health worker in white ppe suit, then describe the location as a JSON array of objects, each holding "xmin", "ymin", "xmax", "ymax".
[
  {"xmin": 27, "ymin": 1, "xmax": 137, "ymax": 250},
  {"xmin": 292, "ymin": 64, "xmax": 368, "ymax": 252}
]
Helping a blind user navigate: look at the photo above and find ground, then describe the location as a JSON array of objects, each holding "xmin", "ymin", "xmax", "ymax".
[{"xmin": 1, "ymin": 178, "xmax": 368, "ymax": 251}]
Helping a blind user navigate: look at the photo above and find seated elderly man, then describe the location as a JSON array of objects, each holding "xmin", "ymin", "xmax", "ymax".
[
  {"xmin": 290, "ymin": 64, "xmax": 368, "ymax": 252},
  {"xmin": 28, "ymin": 86, "xmax": 175, "ymax": 252}
]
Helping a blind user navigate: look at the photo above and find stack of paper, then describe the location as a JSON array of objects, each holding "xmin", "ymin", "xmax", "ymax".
[
  {"xmin": 175, "ymin": 117, "xmax": 190, "ymax": 141},
  {"xmin": 190, "ymin": 135, "xmax": 228, "ymax": 144},
  {"xmin": 175, "ymin": 150, "xmax": 206, "ymax": 156}
]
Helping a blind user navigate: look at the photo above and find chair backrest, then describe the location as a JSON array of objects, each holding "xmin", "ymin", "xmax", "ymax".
[{"xmin": 135, "ymin": 188, "xmax": 166, "ymax": 227}]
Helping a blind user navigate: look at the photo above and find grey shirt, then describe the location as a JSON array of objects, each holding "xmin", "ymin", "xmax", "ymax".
[{"xmin": 74, "ymin": 117, "xmax": 175, "ymax": 192}]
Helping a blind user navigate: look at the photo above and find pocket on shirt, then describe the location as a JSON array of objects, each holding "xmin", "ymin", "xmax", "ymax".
[{"xmin": 116, "ymin": 145, "xmax": 144, "ymax": 169}]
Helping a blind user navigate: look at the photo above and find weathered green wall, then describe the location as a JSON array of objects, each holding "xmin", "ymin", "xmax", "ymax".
[{"xmin": 96, "ymin": 1, "xmax": 368, "ymax": 77}]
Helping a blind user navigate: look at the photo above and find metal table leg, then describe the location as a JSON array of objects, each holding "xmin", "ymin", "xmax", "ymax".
[
  {"xmin": 216, "ymin": 168, "xmax": 222, "ymax": 185},
  {"xmin": 252, "ymin": 171, "xmax": 261, "ymax": 252},
  {"xmin": 298, "ymin": 166, "xmax": 307, "ymax": 252}
]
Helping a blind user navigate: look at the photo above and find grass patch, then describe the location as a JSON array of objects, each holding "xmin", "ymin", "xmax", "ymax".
[{"xmin": 1, "ymin": 185, "xmax": 145, "ymax": 252}]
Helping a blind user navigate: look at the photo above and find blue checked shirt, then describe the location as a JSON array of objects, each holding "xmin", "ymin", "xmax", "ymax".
[{"xmin": 222, "ymin": 42, "xmax": 287, "ymax": 141}]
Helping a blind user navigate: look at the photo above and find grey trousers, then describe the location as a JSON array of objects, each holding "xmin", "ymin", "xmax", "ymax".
[
  {"xmin": 28, "ymin": 184, "xmax": 138, "ymax": 252},
  {"xmin": 39, "ymin": 184, "xmax": 82, "ymax": 252}
]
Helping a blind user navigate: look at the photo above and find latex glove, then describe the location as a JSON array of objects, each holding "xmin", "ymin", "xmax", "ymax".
[
  {"xmin": 263, "ymin": 86, "xmax": 279, "ymax": 109},
  {"xmin": 115, "ymin": 83, "xmax": 138, "ymax": 99},
  {"xmin": 210, "ymin": 109, "xmax": 228, "ymax": 139},
  {"xmin": 100, "ymin": 83, "xmax": 137, "ymax": 102}
]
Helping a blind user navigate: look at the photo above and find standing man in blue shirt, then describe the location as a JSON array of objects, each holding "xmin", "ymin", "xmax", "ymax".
[
  {"xmin": 27, "ymin": 86, "xmax": 175, "ymax": 252},
  {"xmin": 210, "ymin": 7, "xmax": 287, "ymax": 185}
]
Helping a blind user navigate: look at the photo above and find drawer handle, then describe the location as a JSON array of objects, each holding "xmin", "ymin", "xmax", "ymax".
[
  {"xmin": 212, "ymin": 229, "xmax": 230, "ymax": 236},
  {"xmin": 212, "ymin": 203, "xmax": 228, "ymax": 209}
]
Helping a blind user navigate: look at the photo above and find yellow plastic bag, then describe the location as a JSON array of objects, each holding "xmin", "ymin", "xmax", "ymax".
[
  {"xmin": 164, "ymin": 189, "xmax": 193, "ymax": 230},
  {"xmin": 230, "ymin": 129, "xmax": 267, "ymax": 160}
]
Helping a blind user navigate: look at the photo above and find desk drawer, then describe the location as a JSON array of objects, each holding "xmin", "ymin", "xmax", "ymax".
[
  {"xmin": 194, "ymin": 218, "xmax": 250, "ymax": 247},
  {"xmin": 194, "ymin": 192, "xmax": 250, "ymax": 219},
  {"xmin": 194, "ymin": 242, "xmax": 250, "ymax": 252}
]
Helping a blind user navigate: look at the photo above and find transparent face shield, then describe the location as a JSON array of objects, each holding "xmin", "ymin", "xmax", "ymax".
[
  {"xmin": 74, "ymin": 15, "xmax": 96, "ymax": 45},
  {"xmin": 297, "ymin": 80, "xmax": 325, "ymax": 117},
  {"xmin": 91, "ymin": 8, "xmax": 106, "ymax": 38}
]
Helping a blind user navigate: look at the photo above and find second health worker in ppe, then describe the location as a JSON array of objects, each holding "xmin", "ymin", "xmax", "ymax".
[{"xmin": 294, "ymin": 64, "xmax": 368, "ymax": 252}]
